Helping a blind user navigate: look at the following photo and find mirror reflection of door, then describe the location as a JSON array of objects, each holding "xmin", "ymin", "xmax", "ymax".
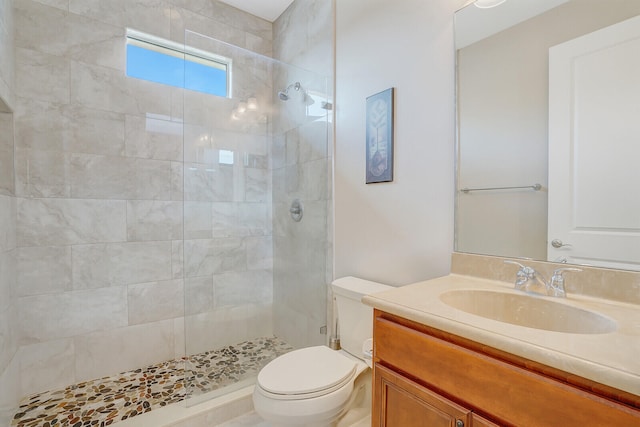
[{"xmin": 548, "ymin": 15, "xmax": 640, "ymax": 270}]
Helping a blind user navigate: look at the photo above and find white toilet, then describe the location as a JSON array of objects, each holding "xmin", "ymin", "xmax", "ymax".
[{"xmin": 252, "ymin": 276, "xmax": 392, "ymax": 427}]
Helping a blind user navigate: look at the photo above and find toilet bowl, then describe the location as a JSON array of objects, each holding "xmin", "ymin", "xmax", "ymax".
[
  {"xmin": 253, "ymin": 346, "xmax": 369, "ymax": 426},
  {"xmin": 252, "ymin": 277, "xmax": 392, "ymax": 427}
]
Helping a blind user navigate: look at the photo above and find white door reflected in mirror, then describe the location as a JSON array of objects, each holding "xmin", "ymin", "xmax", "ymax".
[{"xmin": 548, "ymin": 15, "xmax": 640, "ymax": 271}]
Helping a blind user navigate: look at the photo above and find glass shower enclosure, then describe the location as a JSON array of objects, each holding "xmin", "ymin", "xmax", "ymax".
[{"xmin": 181, "ymin": 30, "xmax": 332, "ymax": 405}]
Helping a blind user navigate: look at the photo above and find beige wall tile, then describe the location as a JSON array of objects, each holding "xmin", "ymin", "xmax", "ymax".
[
  {"xmin": 184, "ymin": 276, "xmax": 214, "ymax": 315},
  {"xmin": 127, "ymin": 200, "xmax": 183, "ymax": 241},
  {"xmin": 17, "ymin": 246, "xmax": 72, "ymax": 296},
  {"xmin": 0, "ymin": 304, "xmax": 18, "ymax": 369},
  {"xmin": 14, "ymin": 100, "xmax": 127, "ymax": 157},
  {"xmin": 212, "ymin": 202, "xmax": 269, "ymax": 238},
  {"xmin": 170, "ymin": 161, "xmax": 184, "ymax": 201},
  {"xmin": 14, "ymin": 148, "xmax": 70, "ymax": 198},
  {"xmin": 30, "ymin": 0, "xmax": 68, "ymax": 11},
  {"xmin": 69, "ymin": 154, "xmax": 172, "ymax": 200},
  {"xmin": 173, "ymin": 0, "xmax": 271, "ymax": 41},
  {"xmin": 0, "ymin": 250, "xmax": 15, "ymax": 312},
  {"xmin": 69, "ymin": 0, "xmax": 171, "ymax": 40},
  {"xmin": 184, "ymin": 306, "xmax": 250, "ymax": 355},
  {"xmin": 0, "ymin": 195, "xmax": 15, "ymax": 252},
  {"xmin": 72, "ymin": 241, "xmax": 173, "ymax": 289},
  {"xmin": 128, "ymin": 279, "xmax": 185, "ymax": 325},
  {"xmin": 65, "ymin": 106, "xmax": 126, "ymax": 156},
  {"xmin": 172, "ymin": 317, "xmax": 185, "ymax": 358},
  {"xmin": 246, "ymin": 236, "xmax": 272, "ymax": 271},
  {"xmin": 0, "ymin": 353, "xmax": 20, "ymax": 427},
  {"xmin": 0, "ymin": 114, "xmax": 14, "ymax": 195},
  {"xmin": 172, "ymin": 239, "xmax": 184, "ymax": 280},
  {"xmin": 19, "ymin": 287, "xmax": 128, "ymax": 342},
  {"xmin": 74, "ymin": 320, "xmax": 176, "ymax": 382},
  {"xmin": 184, "ymin": 202, "xmax": 213, "ymax": 239},
  {"xmin": 18, "ymin": 338, "xmax": 75, "ymax": 397},
  {"xmin": 15, "ymin": 48, "xmax": 69, "ymax": 104},
  {"xmin": 184, "ymin": 163, "xmax": 234, "ymax": 202},
  {"xmin": 13, "ymin": 98, "xmax": 67, "ymax": 153},
  {"xmin": 170, "ymin": 7, "xmax": 245, "ymax": 48},
  {"xmin": 213, "ymin": 270, "xmax": 272, "ymax": 308},
  {"xmin": 17, "ymin": 198, "xmax": 126, "ymax": 246},
  {"xmin": 183, "ymin": 238, "xmax": 247, "ymax": 278},
  {"xmin": 125, "ymin": 114, "xmax": 183, "ymax": 161},
  {"xmin": 244, "ymin": 169, "xmax": 269, "ymax": 203},
  {"xmin": 15, "ymin": 0, "xmax": 125, "ymax": 71}
]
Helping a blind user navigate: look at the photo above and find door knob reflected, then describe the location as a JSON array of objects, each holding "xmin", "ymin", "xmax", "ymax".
[{"xmin": 551, "ymin": 239, "xmax": 572, "ymax": 249}]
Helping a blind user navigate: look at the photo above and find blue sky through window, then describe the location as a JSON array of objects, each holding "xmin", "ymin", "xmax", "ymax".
[{"xmin": 126, "ymin": 42, "xmax": 228, "ymax": 97}]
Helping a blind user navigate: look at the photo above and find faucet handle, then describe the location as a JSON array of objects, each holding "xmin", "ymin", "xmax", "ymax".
[
  {"xmin": 548, "ymin": 267, "xmax": 582, "ymax": 297},
  {"xmin": 503, "ymin": 260, "xmax": 535, "ymax": 274},
  {"xmin": 503, "ymin": 260, "xmax": 535, "ymax": 290},
  {"xmin": 503, "ymin": 260, "xmax": 526, "ymax": 269}
]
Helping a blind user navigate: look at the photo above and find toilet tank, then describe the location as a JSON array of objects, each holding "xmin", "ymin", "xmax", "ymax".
[{"xmin": 331, "ymin": 277, "xmax": 393, "ymax": 358}]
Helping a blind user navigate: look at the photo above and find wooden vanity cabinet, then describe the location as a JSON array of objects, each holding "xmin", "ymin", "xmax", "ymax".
[{"xmin": 372, "ymin": 310, "xmax": 640, "ymax": 427}]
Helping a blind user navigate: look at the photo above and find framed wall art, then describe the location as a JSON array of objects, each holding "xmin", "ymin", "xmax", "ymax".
[{"xmin": 366, "ymin": 87, "xmax": 394, "ymax": 184}]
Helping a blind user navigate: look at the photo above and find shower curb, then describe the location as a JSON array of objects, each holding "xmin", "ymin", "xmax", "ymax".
[{"xmin": 117, "ymin": 385, "xmax": 255, "ymax": 427}]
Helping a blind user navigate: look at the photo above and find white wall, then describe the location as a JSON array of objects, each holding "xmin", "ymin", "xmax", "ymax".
[{"xmin": 334, "ymin": 0, "xmax": 466, "ymax": 286}]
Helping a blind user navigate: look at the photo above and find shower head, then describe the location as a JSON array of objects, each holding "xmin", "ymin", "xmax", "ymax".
[{"xmin": 278, "ymin": 82, "xmax": 302, "ymax": 102}]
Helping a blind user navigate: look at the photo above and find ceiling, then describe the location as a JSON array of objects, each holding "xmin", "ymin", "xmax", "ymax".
[
  {"xmin": 218, "ymin": 0, "xmax": 295, "ymax": 22},
  {"xmin": 455, "ymin": 0, "xmax": 569, "ymax": 48}
]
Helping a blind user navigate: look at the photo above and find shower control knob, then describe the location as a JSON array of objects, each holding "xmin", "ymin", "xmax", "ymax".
[{"xmin": 289, "ymin": 199, "xmax": 303, "ymax": 222}]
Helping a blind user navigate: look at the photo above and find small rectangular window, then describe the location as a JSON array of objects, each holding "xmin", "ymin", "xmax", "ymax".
[{"xmin": 126, "ymin": 29, "xmax": 232, "ymax": 98}]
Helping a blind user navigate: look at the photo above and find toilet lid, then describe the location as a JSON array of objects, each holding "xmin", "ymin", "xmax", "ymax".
[{"xmin": 257, "ymin": 346, "xmax": 357, "ymax": 396}]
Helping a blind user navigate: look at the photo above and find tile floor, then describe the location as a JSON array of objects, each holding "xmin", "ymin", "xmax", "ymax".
[
  {"xmin": 219, "ymin": 412, "xmax": 372, "ymax": 427},
  {"xmin": 11, "ymin": 337, "xmax": 292, "ymax": 427},
  {"xmin": 218, "ymin": 412, "xmax": 271, "ymax": 427}
]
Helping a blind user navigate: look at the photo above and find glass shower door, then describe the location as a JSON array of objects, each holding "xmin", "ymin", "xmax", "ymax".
[{"xmin": 181, "ymin": 30, "xmax": 331, "ymax": 406}]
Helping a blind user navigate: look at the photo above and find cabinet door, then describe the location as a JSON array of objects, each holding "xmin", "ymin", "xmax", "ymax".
[{"xmin": 373, "ymin": 363, "xmax": 471, "ymax": 427}]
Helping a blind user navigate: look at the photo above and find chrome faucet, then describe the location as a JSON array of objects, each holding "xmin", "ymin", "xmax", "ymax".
[{"xmin": 504, "ymin": 260, "xmax": 581, "ymax": 298}]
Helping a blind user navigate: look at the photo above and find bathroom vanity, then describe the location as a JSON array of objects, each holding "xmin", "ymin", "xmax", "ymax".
[
  {"xmin": 364, "ymin": 269, "xmax": 640, "ymax": 426},
  {"xmin": 395, "ymin": 1, "xmax": 640, "ymax": 423}
]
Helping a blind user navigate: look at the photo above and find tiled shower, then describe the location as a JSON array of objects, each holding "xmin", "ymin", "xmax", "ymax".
[{"xmin": 0, "ymin": 0, "xmax": 333, "ymax": 425}]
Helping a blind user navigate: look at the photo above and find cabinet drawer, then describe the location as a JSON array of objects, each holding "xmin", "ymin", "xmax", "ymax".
[{"xmin": 374, "ymin": 313, "xmax": 640, "ymax": 426}]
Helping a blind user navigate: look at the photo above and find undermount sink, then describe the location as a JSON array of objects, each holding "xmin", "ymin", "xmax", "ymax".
[{"xmin": 439, "ymin": 289, "xmax": 617, "ymax": 334}]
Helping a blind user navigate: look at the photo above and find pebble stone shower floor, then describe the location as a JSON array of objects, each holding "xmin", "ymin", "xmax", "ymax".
[{"xmin": 12, "ymin": 337, "xmax": 293, "ymax": 427}]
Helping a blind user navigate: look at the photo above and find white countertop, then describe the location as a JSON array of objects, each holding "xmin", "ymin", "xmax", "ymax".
[{"xmin": 362, "ymin": 274, "xmax": 640, "ymax": 396}]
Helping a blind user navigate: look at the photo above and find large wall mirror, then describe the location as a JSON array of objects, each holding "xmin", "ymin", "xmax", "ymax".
[{"xmin": 455, "ymin": 0, "xmax": 640, "ymax": 271}]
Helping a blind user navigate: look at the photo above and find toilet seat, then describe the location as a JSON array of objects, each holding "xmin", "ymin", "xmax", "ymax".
[{"xmin": 257, "ymin": 346, "xmax": 357, "ymax": 400}]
